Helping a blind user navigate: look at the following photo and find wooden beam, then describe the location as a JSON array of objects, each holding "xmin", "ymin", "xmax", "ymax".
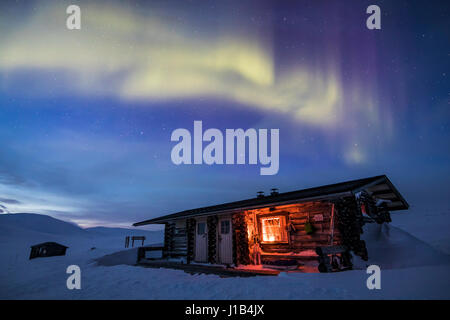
[
  {"xmin": 366, "ymin": 184, "xmax": 390, "ymax": 193},
  {"xmin": 371, "ymin": 192, "xmax": 397, "ymax": 198}
]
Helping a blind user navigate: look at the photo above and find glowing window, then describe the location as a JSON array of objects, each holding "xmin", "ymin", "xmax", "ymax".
[{"xmin": 261, "ymin": 216, "xmax": 287, "ymax": 243}]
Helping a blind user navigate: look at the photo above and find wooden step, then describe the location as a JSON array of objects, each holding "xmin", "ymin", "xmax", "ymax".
[{"xmin": 138, "ymin": 260, "xmax": 280, "ymax": 277}]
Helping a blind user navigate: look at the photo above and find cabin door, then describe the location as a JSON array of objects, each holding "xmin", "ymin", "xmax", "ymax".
[
  {"xmin": 195, "ymin": 219, "xmax": 208, "ymax": 262},
  {"xmin": 218, "ymin": 217, "xmax": 233, "ymax": 264}
]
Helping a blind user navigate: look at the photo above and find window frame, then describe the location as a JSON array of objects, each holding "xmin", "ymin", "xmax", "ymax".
[
  {"xmin": 220, "ymin": 220, "xmax": 230, "ymax": 234},
  {"xmin": 197, "ymin": 222, "xmax": 206, "ymax": 235},
  {"xmin": 257, "ymin": 212, "xmax": 289, "ymax": 244}
]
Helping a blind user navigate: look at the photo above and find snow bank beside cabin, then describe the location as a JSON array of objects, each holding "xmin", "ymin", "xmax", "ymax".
[
  {"xmin": 353, "ymin": 223, "xmax": 450, "ymax": 270},
  {"xmin": 95, "ymin": 248, "xmax": 140, "ymax": 266},
  {"xmin": 391, "ymin": 209, "xmax": 450, "ymax": 255}
]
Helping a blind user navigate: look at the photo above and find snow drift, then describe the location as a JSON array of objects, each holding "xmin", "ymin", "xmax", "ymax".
[
  {"xmin": 95, "ymin": 247, "xmax": 140, "ymax": 266},
  {"xmin": 354, "ymin": 223, "xmax": 450, "ymax": 269}
]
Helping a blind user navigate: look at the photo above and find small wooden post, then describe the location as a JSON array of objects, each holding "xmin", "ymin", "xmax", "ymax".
[{"xmin": 329, "ymin": 203, "xmax": 335, "ymax": 245}]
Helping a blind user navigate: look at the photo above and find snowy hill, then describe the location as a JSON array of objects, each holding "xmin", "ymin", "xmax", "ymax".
[
  {"xmin": 0, "ymin": 213, "xmax": 163, "ymax": 245},
  {"xmin": 0, "ymin": 213, "xmax": 88, "ymax": 237},
  {"xmin": 0, "ymin": 213, "xmax": 91, "ymax": 252},
  {"xmin": 0, "ymin": 213, "xmax": 163, "ymax": 261}
]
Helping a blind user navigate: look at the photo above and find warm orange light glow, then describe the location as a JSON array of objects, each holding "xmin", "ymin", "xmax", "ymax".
[{"xmin": 261, "ymin": 217, "xmax": 285, "ymax": 242}]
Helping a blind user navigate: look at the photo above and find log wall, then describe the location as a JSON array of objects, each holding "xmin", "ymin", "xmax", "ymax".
[
  {"xmin": 335, "ymin": 196, "xmax": 368, "ymax": 260},
  {"xmin": 186, "ymin": 218, "xmax": 196, "ymax": 263},
  {"xmin": 162, "ymin": 220, "xmax": 188, "ymax": 258},
  {"xmin": 232, "ymin": 212, "xmax": 251, "ymax": 265},
  {"xmin": 207, "ymin": 215, "xmax": 218, "ymax": 263},
  {"xmin": 246, "ymin": 201, "xmax": 342, "ymax": 256}
]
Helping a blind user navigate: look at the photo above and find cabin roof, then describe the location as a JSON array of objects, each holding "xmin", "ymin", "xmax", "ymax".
[
  {"xmin": 133, "ymin": 175, "xmax": 409, "ymax": 226},
  {"xmin": 30, "ymin": 242, "xmax": 68, "ymax": 248}
]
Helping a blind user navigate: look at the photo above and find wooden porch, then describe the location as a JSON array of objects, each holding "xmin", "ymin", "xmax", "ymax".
[
  {"xmin": 137, "ymin": 259, "xmax": 281, "ymax": 277},
  {"xmin": 136, "ymin": 246, "xmax": 320, "ymax": 275}
]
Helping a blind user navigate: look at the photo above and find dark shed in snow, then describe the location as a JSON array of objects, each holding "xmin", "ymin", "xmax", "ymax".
[{"xmin": 29, "ymin": 242, "xmax": 68, "ymax": 259}]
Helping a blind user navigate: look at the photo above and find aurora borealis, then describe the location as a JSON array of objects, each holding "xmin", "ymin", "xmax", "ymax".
[{"xmin": 0, "ymin": 0, "xmax": 448, "ymax": 228}]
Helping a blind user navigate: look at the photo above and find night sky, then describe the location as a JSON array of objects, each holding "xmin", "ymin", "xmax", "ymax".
[{"xmin": 0, "ymin": 0, "xmax": 448, "ymax": 229}]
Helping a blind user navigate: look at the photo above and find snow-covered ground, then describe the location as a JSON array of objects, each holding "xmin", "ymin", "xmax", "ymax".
[
  {"xmin": 390, "ymin": 208, "xmax": 450, "ymax": 255},
  {"xmin": 0, "ymin": 213, "xmax": 449, "ymax": 299}
]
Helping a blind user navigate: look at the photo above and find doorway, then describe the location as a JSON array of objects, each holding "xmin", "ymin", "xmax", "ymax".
[
  {"xmin": 195, "ymin": 219, "xmax": 208, "ymax": 262},
  {"xmin": 218, "ymin": 217, "xmax": 233, "ymax": 264}
]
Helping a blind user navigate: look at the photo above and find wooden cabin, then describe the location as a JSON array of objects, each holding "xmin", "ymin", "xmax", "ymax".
[
  {"xmin": 29, "ymin": 242, "xmax": 68, "ymax": 260},
  {"xmin": 133, "ymin": 175, "xmax": 408, "ymax": 272}
]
